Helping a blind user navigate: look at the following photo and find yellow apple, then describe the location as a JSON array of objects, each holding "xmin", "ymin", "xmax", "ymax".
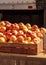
[
  {"xmin": 40, "ymin": 27, "xmax": 46, "ymax": 33},
  {"xmin": 0, "ymin": 21, "xmax": 5, "ymax": 26},
  {"xmin": 27, "ymin": 37, "xmax": 31, "ymax": 42},
  {"xmin": 17, "ymin": 36, "xmax": 24, "ymax": 43},
  {"xmin": 8, "ymin": 40, "xmax": 13, "ymax": 43},
  {"xmin": 0, "ymin": 32, "xmax": 3, "ymax": 36},
  {"xmin": 26, "ymin": 23, "xmax": 31, "ymax": 30},
  {"xmin": 18, "ymin": 30, "xmax": 24, "ymax": 36},
  {"xmin": 1, "ymin": 26, "xmax": 6, "ymax": 31},
  {"xmin": 33, "ymin": 37, "xmax": 41, "ymax": 44},
  {"xmin": 0, "ymin": 37, "xmax": 6, "ymax": 43},
  {"xmin": 37, "ymin": 32, "xmax": 43, "ymax": 39},
  {"xmin": 10, "ymin": 35, "xmax": 17, "ymax": 42},
  {"xmin": 29, "ymin": 41, "xmax": 35, "ymax": 44},
  {"xmin": 23, "ymin": 40, "xmax": 28, "ymax": 44}
]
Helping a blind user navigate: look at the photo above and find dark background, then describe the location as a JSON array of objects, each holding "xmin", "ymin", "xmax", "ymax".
[{"xmin": 0, "ymin": 10, "xmax": 44, "ymax": 27}]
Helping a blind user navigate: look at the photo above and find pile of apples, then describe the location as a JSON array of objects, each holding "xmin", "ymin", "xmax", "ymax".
[{"xmin": 0, "ymin": 21, "xmax": 46, "ymax": 44}]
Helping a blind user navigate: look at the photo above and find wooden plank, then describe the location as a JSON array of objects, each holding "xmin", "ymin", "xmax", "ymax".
[
  {"xmin": 20, "ymin": 60, "xmax": 25, "ymax": 65},
  {"xmin": 0, "ymin": 53, "xmax": 46, "ymax": 65},
  {"xmin": 0, "ymin": 39, "xmax": 43, "ymax": 55}
]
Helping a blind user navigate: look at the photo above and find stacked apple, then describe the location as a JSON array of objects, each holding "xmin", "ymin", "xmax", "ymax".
[{"xmin": 0, "ymin": 21, "xmax": 46, "ymax": 44}]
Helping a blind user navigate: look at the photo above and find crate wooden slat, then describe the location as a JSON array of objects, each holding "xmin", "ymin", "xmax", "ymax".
[
  {"xmin": 0, "ymin": 39, "xmax": 43, "ymax": 55},
  {"xmin": 43, "ymin": 33, "xmax": 46, "ymax": 53}
]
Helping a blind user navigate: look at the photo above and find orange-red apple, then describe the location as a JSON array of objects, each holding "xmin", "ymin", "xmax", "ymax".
[
  {"xmin": 14, "ymin": 23, "xmax": 20, "ymax": 30},
  {"xmin": 12, "ymin": 30, "xmax": 18, "ymax": 36},
  {"xmin": 31, "ymin": 25, "xmax": 38, "ymax": 31}
]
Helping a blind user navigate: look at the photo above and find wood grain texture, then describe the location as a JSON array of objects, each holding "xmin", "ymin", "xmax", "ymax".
[
  {"xmin": 0, "ymin": 53, "xmax": 46, "ymax": 65},
  {"xmin": 0, "ymin": 39, "xmax": 43, "ymax": 55}
]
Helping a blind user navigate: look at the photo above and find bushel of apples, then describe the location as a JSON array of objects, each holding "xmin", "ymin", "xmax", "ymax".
[{"xmin": 0, "ymin": 21, "xmax": 46, "ymax": 44}]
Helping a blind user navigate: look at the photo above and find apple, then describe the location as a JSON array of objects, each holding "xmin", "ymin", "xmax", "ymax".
[
  {"xmin": 40, "ymin": 27, "xmax": 46, "ymax": 33},
  {"xmin": 19, "ymin": 22, "xmax": 25, "ymax": 29},
  {"xmin": 22, "ymin": 34, "xmax": 27, "ymax": 39},
  {"xmin": 6, "ymin": 25, "xmax": 11, "ymax": 30},
  {"xmin": 12, "ymin": 30, "xmax": 18, "ymax": 36},
  {"xmin": 0, "ymin": 27, "xmax": 6, "ymax": 33},
  {"xmin": 17, "ymin": 36, "xmax": 24, "ymax": 43},
  {"xmin": 29, "ymin": 41, "xmax": 35, "ymax": 44},
  {"xmin": 0, "ymin": 32, "xmax": 4, "ymax": 37},
  {"xmin": 0, "ymin": 32, "xmax": 6, "ymax": 41},
  {"xmin": 3, "ymin": 35, "xmax": 7, "ymax": 40},
  {"xmin": 19, "ymin": 22, "xmax": 28, "ymax": 33},
  {"xmin": 7, "ymin": 30, "xmax": 11, "ymax": 33},
  {"xmin": 26, "ymin": 30, "xmax": 32, "ymax": 37},
  {"xmin": 33, "ymin": 37, "xmax": 41, "ymax": 44},
  {"xmin": 8, "ymin": 40, "xmax": 13, "ymax": 43},
  {"xmin": 4, "ymin": 21, "xmax": 11, "ymax": 24},
  {"xmin": 23, "ymin": 27, "xmax": 28, "ymax": 33},
  {"xmin": 30, "ymin": 34, "xmax": 37, "ymax": 39},
  {"xmin": 10, "ymin": 35, "xmax": 17, "ymax": 42},
  {"xmin": 23, "ymin": 40, "xmax": 28, "ymax": 44},
  {"xmin": 0, "ymin": 21, "xmax": 5, "ymax": 26},
  {"xmin": 26, "ymin": 23, "xmax": 31, "ymax": 30},
  {"xmin": 19, "ymin": 22, "xmax": 27, "ymax": 29},
  {"xmin": 27, "ymin": 37, "xmax": 31, "ymax": 42},
  {"xmin": 5, "ymin": 21, "xmax": 11, "ymax": 30},
  {"xmin": 14, "ymin": 23, "xmax": 20, "ymax": 30},
  {"xmin": 31, "ymin": 32, "xmax": 37, "ymax": 39},
  {"xmin": 31, "ymin": 25, "xmax": 38, "ymax": 31},
  {"xmin": 0, "ymin": 37, "xmax": 6, "ymax": 43},
  {"xmin": 1, "ymin": 26, "xmax": 6, "ymax": 31},
  {"xmin": 5, "ymin": 21, "xmax": 11, "ymax": 27},
  {"xmin": 6, "ymin": 32, "xmax": 12, "ymax": 40},
  {"xmin": 36, "ymin": 32, "xmax": 43, "ymax": 39},
  {"xmin": 6, "ymin": 31, "xmax": 12, "ymax": 35},
  {"xmin": 27, "ymin": 31, "xmax": 37, "ymax": 39},
  {"xmin": 18, "ymin": 30, "xmax": 24, "ymax": 36},
  {"xmin": 10, "ymin": 24, "xmax": 15, "ymax": 30},
  {"xmin": 35, "ymin": 28, "xmax": 40, "ymax": 33}
]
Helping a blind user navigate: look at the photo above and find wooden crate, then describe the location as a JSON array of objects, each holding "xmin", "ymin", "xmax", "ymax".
[
  {"xmin": 0, "ymin": 39, "xmax": 43, "ymax": 55},
  {"xmin": 43, "ymin": 33, "xmax": 46, "ymax": 53}
]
